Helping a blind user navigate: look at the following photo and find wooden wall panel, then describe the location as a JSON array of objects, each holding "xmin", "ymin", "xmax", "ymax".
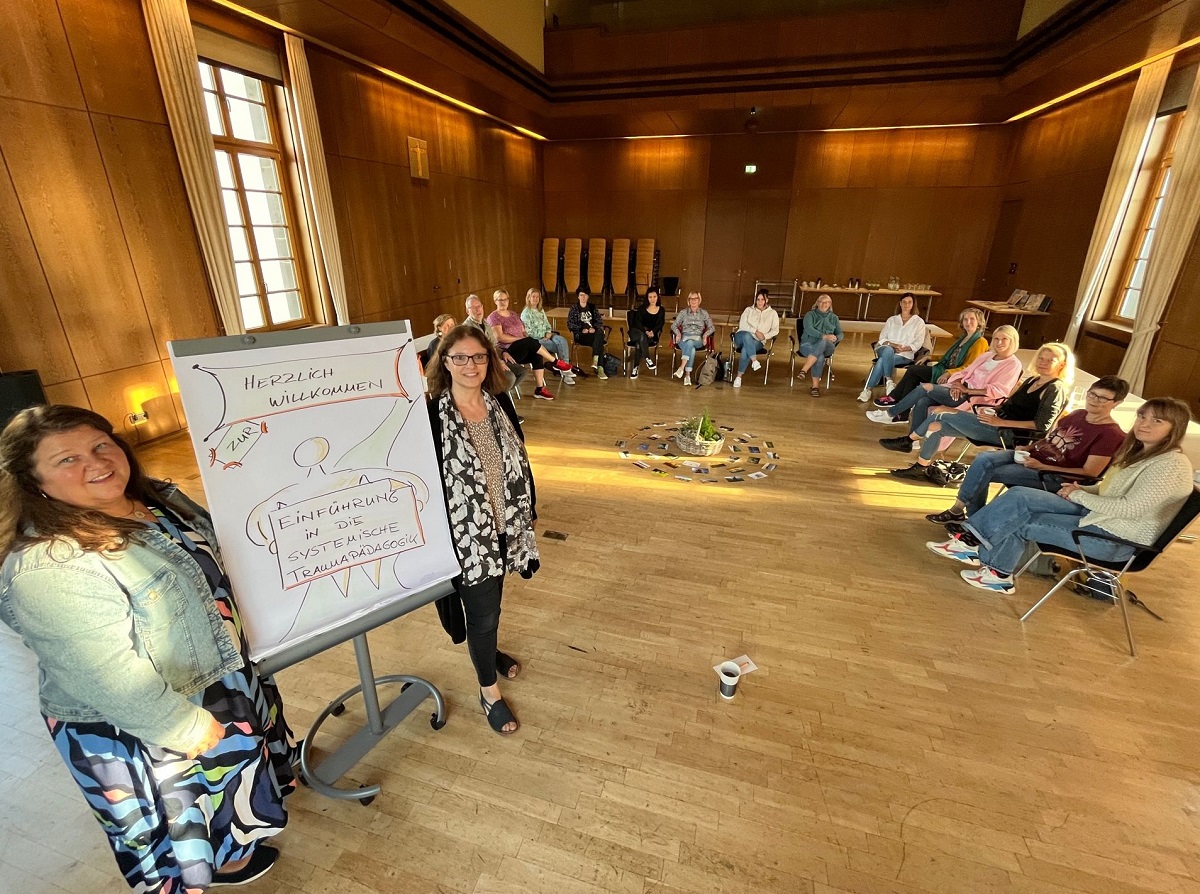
[
  {"xmin": 0, "ymin": 99, "xmax": 159, "ymax": 377},
  {"xmin": 0, "ymin": 151, "xmax": 79, "ymax": 383},
  {"xmin": 0, "ymin": 0, "xmax": 85, "ymax": 108},
  {"xmin": 93, "ymin": 116, "xmax": 220, "ymax": 356},
  {"xmin": 308, "ymin": 47, "xmax": 544, "ymax": 327},
  {"xmin": 57, "ymin": 0, "xmax": 168, "ymax": 123}
]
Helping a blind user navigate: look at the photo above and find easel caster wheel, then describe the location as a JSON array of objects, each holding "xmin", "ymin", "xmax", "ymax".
[
  {"xmin": 330, "ymin": 703, "xmax": 346, "ymax": 717},
  {"xmin": 359, "ymin": 796, "xmax": 375, "ymax": 807},
  {"xmin": 430, "ymin": 715, "xmax": 446, "ymax": 730}
]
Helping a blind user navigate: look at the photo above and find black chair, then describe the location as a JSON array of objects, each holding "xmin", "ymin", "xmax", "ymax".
[
  {"xmin": 1014, "ymin": 488, "xmax": 1200, "ymax": 656},
  {"xmin": 788, "ymin": 332, "xmax": 834, "ymax": 389},
  {"xmin": 950, "ymin": 404, "xmax": 1049, "ymax": 464},
  {"xmin": 620, "ymin": 310, "xmax": 661, "ymax": 376},
  {"xmin": 728, "ymin": 331, "xmax": 775, "ymax": 384}
]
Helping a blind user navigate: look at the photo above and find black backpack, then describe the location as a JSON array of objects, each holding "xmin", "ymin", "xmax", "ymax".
[{"xmin": 602, "ymin": 353, "xmax": 620, "ymax": 376}]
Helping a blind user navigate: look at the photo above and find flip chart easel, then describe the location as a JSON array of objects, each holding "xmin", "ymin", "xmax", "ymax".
[{"xmin": 169, "ymin": 322, "xmax": 458, "ymax": 804}]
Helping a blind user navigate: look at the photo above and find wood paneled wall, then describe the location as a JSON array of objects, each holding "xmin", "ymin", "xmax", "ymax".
[
  {"xmin": 983, "ymin": 80, "xmax": 1136, "ymax": 350},
  {"xmin": 307, "ymin": 47, "xmax": 544, "ymax": 330},
  {"xmin": 544, "ymin": 127, "xmax": 1012, "ymax": 318},
  {"xmin": 0, "ymin": 0, "xmax": 217, "ymax": 443}
]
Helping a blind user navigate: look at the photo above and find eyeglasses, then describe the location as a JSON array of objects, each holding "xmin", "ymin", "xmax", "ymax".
[
  {"xmin": 447, "ymin": 353, "xmax": 489, "ymax": 366},
  {"xmin": 1085, "ymin": 391, "xmax": 1116, "ymax": 402}
]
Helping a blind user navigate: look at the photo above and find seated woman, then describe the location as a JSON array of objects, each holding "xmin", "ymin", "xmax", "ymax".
[
  {"xmin": 926, "ymin": 375, "xmax": 1130, "ymax": 524},
  {"xmin": 626, "ymin": 287, "xmax": 666, "ymax": 379},
  {"xmin": 521, "ymin": 288, "xmax": 573, "ymax": 372},
  {"xmin": 671, "ymin": 291, "xmax": 715, "ymax": 385},
  {"xmin": 731, "ymin": 287, "xmax": 780, "ymax": 388},
  {"xmin": 870, "ymin": 325, "xmax": 1022, "ymax": 433},
  {"xmin": 421, "ymin": 313, "xmax": 456, "ymax": 372},
  {"xmin": 875, "ymin": 308, "xmax": 989, "ymax": 413},
  {"xmin": 566, "ymin": 288, "xmax": 609, "ymax": 380},
  {"xmin": 926, "ymin": 397, "xmax": 1195, "ymax": 593},
  {"xmin": 488, "ymin": 289, "xmax": 575, "ymax": 399},
  {"xmin": 889, "ymin": 341, "xmax": 1075, "ymax": 482},
  {"xmin": 857, "ymin": 292, "xmax": 925, "ymax": 402},
  {"xmin": 795, "ymin": 293, "xmax": 843, "ymax": 397}
]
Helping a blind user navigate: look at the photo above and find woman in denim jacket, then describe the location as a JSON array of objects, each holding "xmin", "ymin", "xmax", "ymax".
[{"xmin": 0, "ymin": 405, "xmax": 297, "ymax": 891}]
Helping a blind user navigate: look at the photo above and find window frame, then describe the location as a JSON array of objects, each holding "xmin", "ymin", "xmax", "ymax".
[
  {"xmin": 1103, "ymin": 112, "xmax": 1183, "ymax": 326},
  {"xmin": 201, "ymin": 58, "xmax": 319, "ymax": 333}
]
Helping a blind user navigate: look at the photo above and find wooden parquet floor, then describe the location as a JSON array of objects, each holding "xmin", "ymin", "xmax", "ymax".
[{"xmin": 3, "ymin": 337, "xmax": 1199, "ymax": 894}]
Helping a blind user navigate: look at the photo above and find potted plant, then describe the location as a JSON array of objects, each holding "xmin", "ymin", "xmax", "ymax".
[{"xmin": 676, "ymin": 410, "xmax": 725, "ymax": 456}]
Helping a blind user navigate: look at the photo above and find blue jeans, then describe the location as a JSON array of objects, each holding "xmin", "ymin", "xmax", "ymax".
[
  {"xmin": 892, "ymin": 384, "xmax": 967, "ymax": 431},
  {"xmin": 733, "ymin": 330, "xmax": 764, "ymax": 374},
  {"xmin": 799, "ymin": 339, "xmax": 836, "ymax": 376},
  {"xmin": 915, "ymin": 410, "xmax": 1006, "ymax": 461},
  {"xmin": 678, "ymin": 336, "xmax": 703, "ymax": 369},
  {"xmin": 865, "ymin": 345, "xmax": 912, "ymax": 388},
  {"xmin": 538, "ymin": 334, "xmax": 570, "ymax": 362},
  {"xmin": 957, "ymin": 451, "xmax": 1065, "ymax": 515},
  {"xmin": 965, "ymin": 486, "xmax": 1133, "ymax": 575}
]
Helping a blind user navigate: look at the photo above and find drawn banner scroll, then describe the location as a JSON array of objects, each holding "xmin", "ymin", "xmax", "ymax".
[{"xmin": 269, "ymin": 478, "xmax": 425, "ymax": 590}]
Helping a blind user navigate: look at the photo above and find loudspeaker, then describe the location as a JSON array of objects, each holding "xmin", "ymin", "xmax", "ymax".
[{"xmin": 0, "ymin": 370, "xmax": 48, "ymax": 430}]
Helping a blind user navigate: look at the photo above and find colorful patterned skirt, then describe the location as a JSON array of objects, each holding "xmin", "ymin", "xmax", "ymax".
[{"xmin": 46, "ymin": 659, "xmax": 298, "ymax": 893}]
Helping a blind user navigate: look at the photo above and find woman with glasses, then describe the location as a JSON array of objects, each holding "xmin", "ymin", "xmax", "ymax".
[
  {"xmin": 926, "ymin": 375, "xmax": 1130, "ymax": 524},
  {"xmin": 425, "ymin": 326, "xmax": 540, "ymax": 735},
  {"xmin": 927, "ymin": 397, "xmax": 1195, "ymax": 594}
]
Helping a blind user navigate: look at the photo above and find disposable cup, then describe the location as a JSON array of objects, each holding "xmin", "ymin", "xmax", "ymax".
[{"xmin": 717, "ymin": 661, "xmax": 742, "ymax": 700}]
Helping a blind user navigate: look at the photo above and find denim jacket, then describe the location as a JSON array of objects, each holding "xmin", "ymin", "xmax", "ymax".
[{"xmin": 0, "ymin": 483, "xmax": 243, "ymax": 752}]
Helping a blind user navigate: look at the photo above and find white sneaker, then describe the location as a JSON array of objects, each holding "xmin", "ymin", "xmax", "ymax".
[
  {"xmin": 925, "ymin": 536, "xmax": 980, "ymax": 566},
  {"xmin": 733, "ymin": 376, "xmax": 742, "ymax": 388},
  {"xmin": 630, "ymin": 367, "xmax": 639, "ymax": 379},
  {"xmin": 884, "ymin": 378, "xmax": 895, "ymax": 395},
  {"xmin": 857, "ymin": 388, "xmax": 871, "ymax": 402},
  {"xmin": 645, "ymin": 357, "xmax": 656, "ymax": 371},
  {"xmin": 673, "ymin": 367, "xmax": 685, "ymax": 379},
  {"xmin": 560, "ymin": 371, "xmax": 575, "ymax": 385},
  {"xmin": 960, "ymin": 566, "xmax": 1014, "ymax": 592},
  {"xmin": 750, "ymin": 359, "xmax": 762, "ymax": 372},
  {"xmin": 866, "ymin": 409, "xmax": 900, "ymax": 424},
  {"xmin": 683, "ymin": 374, "xmax": 692, "ymax": 386}
]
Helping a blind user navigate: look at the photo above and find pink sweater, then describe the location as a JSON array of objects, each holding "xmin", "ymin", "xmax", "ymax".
[{"xmin": 946, "ymin": 352, "xmax": 1023, "ymax": 407}]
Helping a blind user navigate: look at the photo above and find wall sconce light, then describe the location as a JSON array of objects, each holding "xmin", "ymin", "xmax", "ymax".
[
  {"xmin": 128, "ymin": 410, "xmax": 149, "ymax": 425},
  {"xmin": 745, "ymin": 164, "xmax": 758, "ymax": 174}
]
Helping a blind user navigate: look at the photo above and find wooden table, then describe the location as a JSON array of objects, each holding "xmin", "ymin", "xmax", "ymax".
[
  {"xmin": 968, "ymin": 299, "xmax": 1051, "ymax": 326},
  {"xmin": 798, "ymin": 286, "xmax": 942, "ymax": 321}
]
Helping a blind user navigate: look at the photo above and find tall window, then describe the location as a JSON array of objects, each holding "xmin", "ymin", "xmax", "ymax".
[
  {"xmin": 200, "ymin": 60, "xmax": 312, "ymax": 331},
  {"xmin": 1109, "ymin": 112, "xmax": 1182, "ymax": 323}
]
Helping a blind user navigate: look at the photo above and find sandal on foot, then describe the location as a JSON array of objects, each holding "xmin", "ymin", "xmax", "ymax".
[
  {"xmin": 210, "ymin": 844, "xmax": 279, "ymax": 887},
  {"xmin": 810, "ymin": 387, "xmax": 820, "ymax": 397},
  {"xmin": 480, "ymin": 691, "xmax": 519, "ymax": 735},
  {"xmin": 496, "ymin": 650, "xmax": 521, "ymax": 680}
]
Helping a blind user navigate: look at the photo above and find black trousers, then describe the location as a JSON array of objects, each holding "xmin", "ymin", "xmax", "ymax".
[
  {"xmin": 504, "ymin": 337, "xmax": 545, "ymax": 369},
  {"xmin": 457, "ymin": 531, "xmax": 509, "ymax": 688},
  {"xmin": 574, "ymin": 328, "xmax": 606, "ymax": 360},
  {"xmin": 628, "ymin": 328, "xmax": 659, "ymax": 365},
  {"xmin": 890, "ymin": 364, "xmax": 936, "ymax": 404}
]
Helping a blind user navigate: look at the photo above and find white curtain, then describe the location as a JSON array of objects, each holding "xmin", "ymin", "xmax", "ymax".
[
  {"xmin": 285, "ymin": 34, "xmax": 350, "ymax": 326},
  {"xmin": 1118, "ymin": 72, "xmax": 1200, "ymax": 393},
  {"xmin": 142, "ymin": 0, "xmax": 244, "ymax": 335},
  {"xmin": 1064, "ymin": 58, "xmax": 1172, "ymax": 348}
]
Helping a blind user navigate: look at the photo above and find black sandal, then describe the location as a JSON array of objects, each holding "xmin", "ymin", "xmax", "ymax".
[
  {"xmin": 480, "ymin": 691, "xmax": 519, "ymax": 735},
  {"xmin": 810, "ymin": 387, "xmax": 820, "ymax": 397},
  {"xmin": 496, "ymin": 651, "xmax": 521, "ymax": 680}
]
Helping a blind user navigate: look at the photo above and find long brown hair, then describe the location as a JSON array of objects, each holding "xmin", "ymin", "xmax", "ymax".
[
  {"xmin": 1111, "ymin": 397, "xmax": 1193, "ymax": 470},
  {"xmin": 0, "ymin": 405, "xmax": 166, "ymax": 560},
  {"xmin": 425, "ymin": 325, "xmax": 509, "ymax": 396}
]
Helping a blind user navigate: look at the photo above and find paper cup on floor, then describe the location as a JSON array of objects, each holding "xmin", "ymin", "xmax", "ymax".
[{"xmin": 717, "ymin": 661, "xmax": 742, "ymax": 700}]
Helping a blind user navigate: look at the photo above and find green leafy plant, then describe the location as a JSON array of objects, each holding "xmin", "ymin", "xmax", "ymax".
[{"xmin": 681, "ymin": 410, "xmax": 719, "ymax": 442}]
